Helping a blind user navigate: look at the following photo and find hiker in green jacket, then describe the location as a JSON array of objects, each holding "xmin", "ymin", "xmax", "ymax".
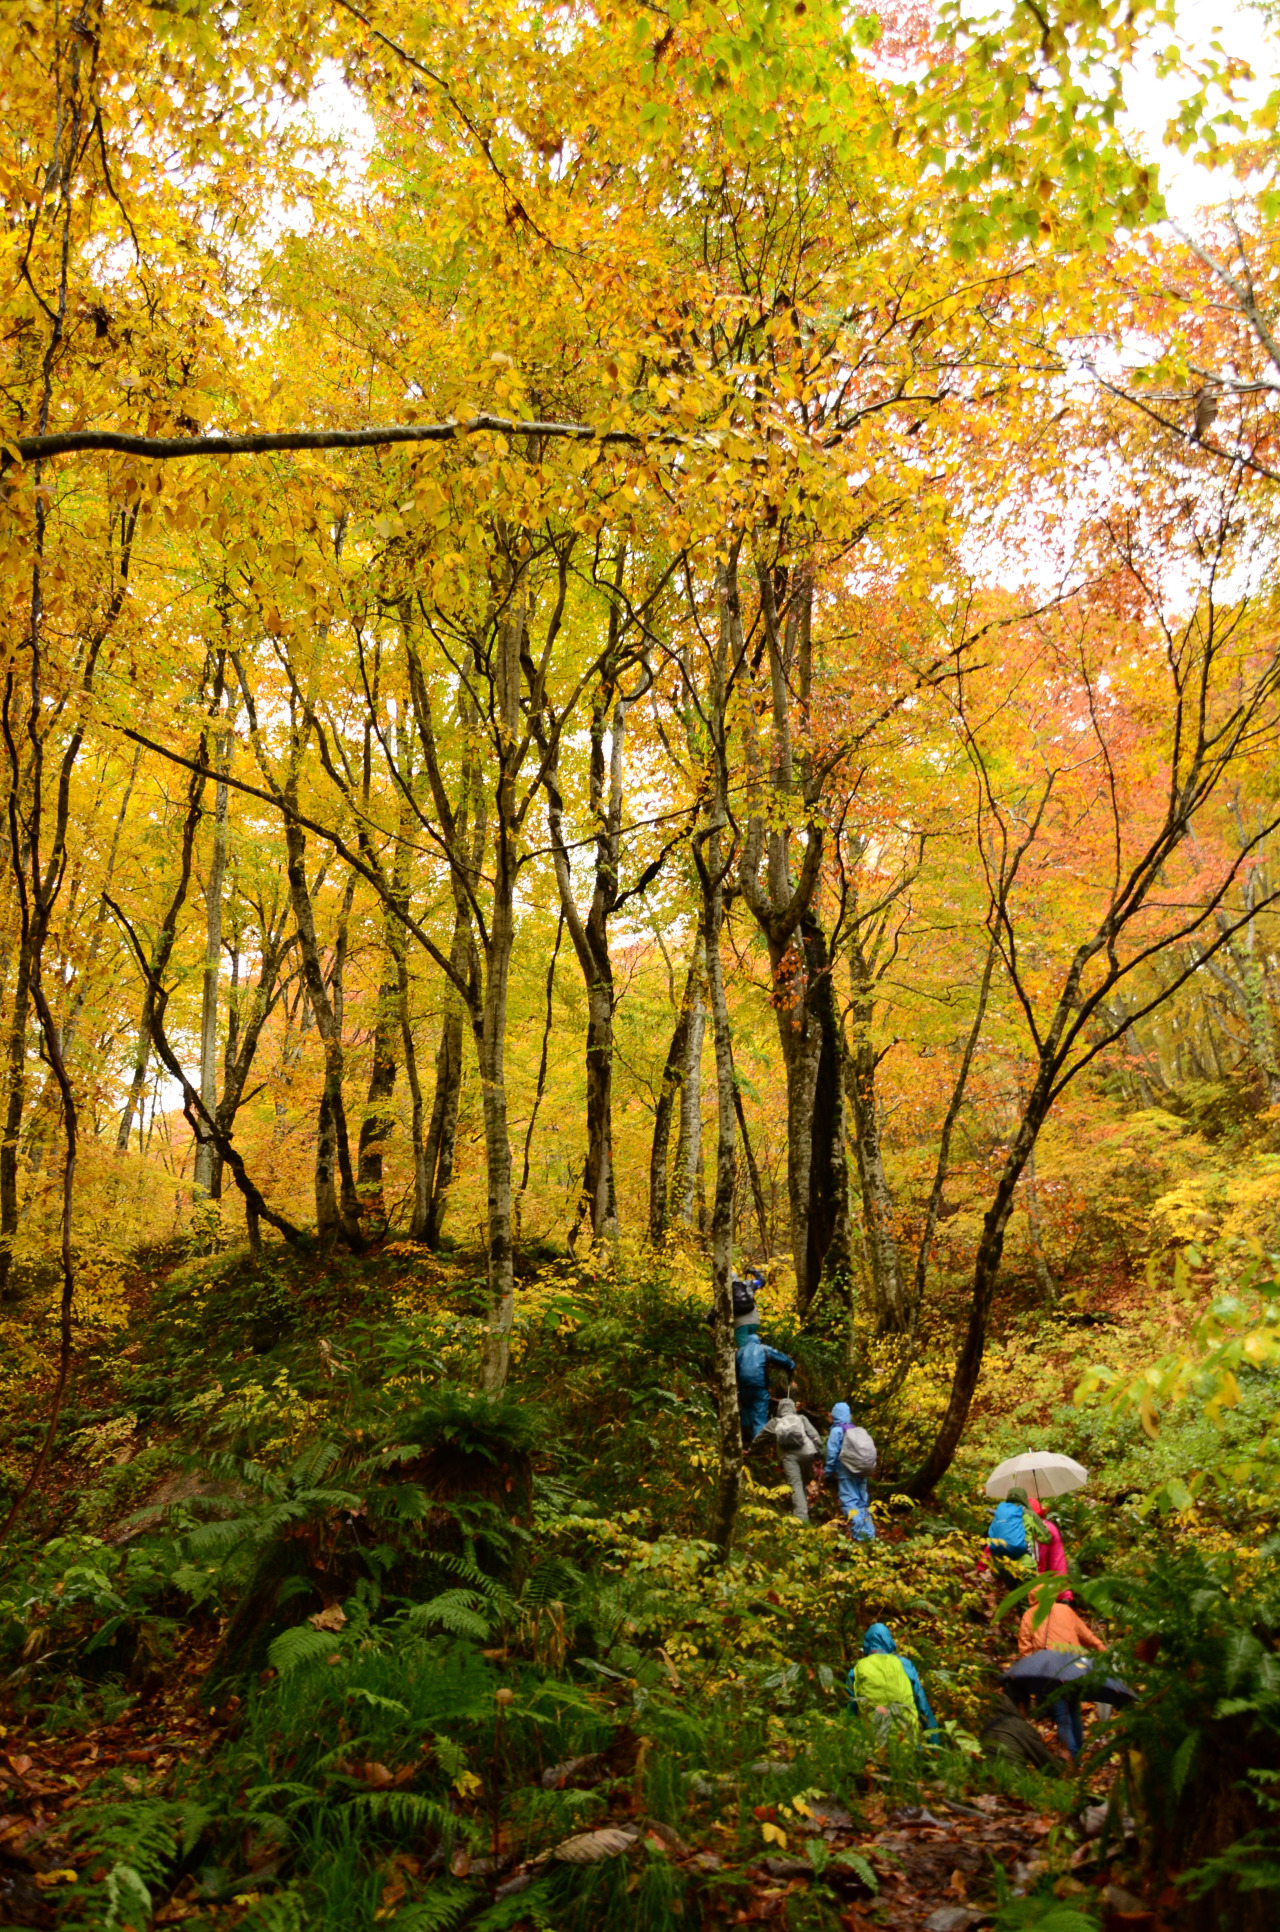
[{"xmin": 847, "ymin": 1623, "xmax": 940, "ymax": 1745}]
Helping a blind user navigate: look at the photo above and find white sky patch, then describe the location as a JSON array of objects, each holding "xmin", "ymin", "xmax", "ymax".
[{"xmin": 1122, "ymin": 0, "xmax": 1278, "ymax": 219}]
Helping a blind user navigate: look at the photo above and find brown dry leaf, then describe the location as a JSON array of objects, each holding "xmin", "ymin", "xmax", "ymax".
[
  {"xmin": 309, "ymin": 1603, "xmax": 348, "ymax": 1633},
  {"xmin": 553, "ymin": 1826, "xmax": 638, "ymax": 1865},
  {"xmin": 948, "ymin": 1868, "xmax": 968, "ymax": 1898},
  {"xmin": 6, "ymin": 1755, "xmax": 32, "ymax": 1778},
  {"xmin": 361, "ymin": 1763, "xmax": 395, "ymax": 1789}
]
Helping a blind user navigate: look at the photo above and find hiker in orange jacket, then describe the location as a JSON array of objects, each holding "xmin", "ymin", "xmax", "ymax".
[
  {"xmin": 1017, "ymin": 1586, "xmax": 1105, "ymax": 1659},
  {"xmin": 1017, "ymin": 1583, "xmax": 1105, "ymax": 1762}
]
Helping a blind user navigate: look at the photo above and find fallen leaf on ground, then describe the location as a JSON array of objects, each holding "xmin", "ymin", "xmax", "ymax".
[{"xmin": 553, "ymin": 1826, "xmax": 637, "ymax": 1864}]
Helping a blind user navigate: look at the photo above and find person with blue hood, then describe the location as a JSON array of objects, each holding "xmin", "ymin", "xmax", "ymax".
[
  {"xmin": 823, "ymin": 1402, "xmax": 875, "ymax": 1541},
  {"xmin": 735, "ymin": 1329, "xmax": 795, "ymax": 1442},
  {"xmin": 847, "ymin": 1623, "xmax": 940, "ymax": 1744}
]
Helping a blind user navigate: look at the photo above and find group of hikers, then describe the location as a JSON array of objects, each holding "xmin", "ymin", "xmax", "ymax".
[
  {"xmin": 727, "ymin": 1270, "xmax": 876, "ymax": 1542},
  {"xmin": 844, "ymin": 1488, "xmax": 1108, "ymax": 1769},
  {"xmin": 725, "ymin": 1270, "xmax": 1110, "ymax": 1770}
]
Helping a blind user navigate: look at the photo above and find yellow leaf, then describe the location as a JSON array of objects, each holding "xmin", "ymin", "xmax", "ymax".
[{"xmin": 760, "ymin": 1821, "xmax": 788, "ymax": 1847}]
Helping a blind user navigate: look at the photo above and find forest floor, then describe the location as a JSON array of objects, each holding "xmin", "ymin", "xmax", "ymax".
[{"xmin": 0, "ymin": 1233, "xmax": 1271, "ymax": 1932}]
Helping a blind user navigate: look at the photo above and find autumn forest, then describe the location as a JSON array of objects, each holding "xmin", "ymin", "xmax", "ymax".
[{"xmin": 3, "ymin": 3, "xmax": 1280, "ymax": 1930}]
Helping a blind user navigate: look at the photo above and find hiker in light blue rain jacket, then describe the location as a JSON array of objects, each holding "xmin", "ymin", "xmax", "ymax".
[
  {"xmin": 823, "ymin": 1401, "xmax": 875, "ymax": 1541},
  {"xmin": 847, "ymin": 1622, "xmax": 941, "ymax": 1744},
  {"xmin": 735, "ymin": 1333, "xmax": 794, "ymax": 1442}
]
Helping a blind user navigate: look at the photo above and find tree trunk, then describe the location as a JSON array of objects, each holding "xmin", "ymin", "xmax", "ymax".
[
  {"xmin": 193, "ymin": 725, "xmax": 230, "ymax": 1196},
  {"xmin": 416, "ymin": 901, "xmax": 472, "ymax": 1249},
  {"xmin": 116, "ymin": 1004, "xmax": 150, "ymax": 1153},
  {"xmin": 209, "ymin": 918, "xmax": 295, "ymax": 1201},
  {"xmin": 737, "ymin": 563, "xmax": 838, "ymax": 1312},
  {"xmin": 804, "ymin": 917, "xmax": 853, "ymax": 1310},
  {"xmin": 577, "ymin": 967, "xmax": 616, "ymax": 1243},
  {"xmin": 478, "ymin": 832, "xmax": 517, "ymax": 1392},
  {"xmin": 116, "ymin": 756, "xmax": 214, "ymax": 1157},
  {"xmin": 845, "ymin": 922, "xmax": 905, "ymax": 1331},
  {"xmin": 648, "ymin": 924, "xmax": 704, "ymax": 1244},
  {"xmin": 705, "ymin": 872, "xmax": 742, "ymax": 1550},
  {"xmin": 697, "ymin": 554, "xmax": 745, "ymax": 1555},
  {"xmin": 674, "ymin": 974, "xmax": 705, "ymax": 1224},
  {"xmin": 906, "ymin": 1066, "xmax": 1053, "ymax": 1499},
  {"xmin": 732, "ymin": 1078, "xmax": 770, "ymax": 1259},
  {"xmin": 0, "ymin": 930, "xmax": 33, "ymax": 1302},
  {"xmin": 516, "ymin": 909, "xmax": 563, "ymax": 1249},
  {"xmin": 422, "ymin": 1005, "xmax": 464, "ymax": 1248},
  {"xmin": 399, "ymin": 950, "xmax": 431, "ymax": 1242},
  {"xmin": 284, "ymin": 820, "xmax": 363, "ymax": 1250},
  {"xmin": 541, "ymin": 633, "xmax": 627, "ymax": 1250},
  {"xmin": 60, "ymin": 741, "xmax": 141, "ymax": 1063},
  {"xmin": 478, "ymin": 592, "xmax": 526, "ymax": 1395},
  {"xmin": 356, "ymin": 969, "xmax": 399, "ymax": 1211}
]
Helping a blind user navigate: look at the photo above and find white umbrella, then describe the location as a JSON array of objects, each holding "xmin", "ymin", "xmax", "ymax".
[{"xmin": 985, "ymin": 1450, "xmax": 1088, "ymax": 1501}]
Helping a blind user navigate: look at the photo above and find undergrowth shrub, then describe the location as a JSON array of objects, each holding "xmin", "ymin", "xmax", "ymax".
[{"xmin": 1082, "ymin": 1541, "xmax": 1280, "ymax": 1932}]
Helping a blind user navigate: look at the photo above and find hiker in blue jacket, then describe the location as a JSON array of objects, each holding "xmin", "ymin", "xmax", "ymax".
[
  {"xmin": 823, "ymin": 1401, "xmax": 875, "ymax": 1541},
  {"xmin": 735, "ymin": 1332, "xmax": 794, "ymax": 1443},
  {"xmin": 984, "ymin": 1485, "xmax": 1049, "ymax": 1587},
  {"xmin": 847, "ymin": 1623, "xmax": 941, "ymax": 1744}
]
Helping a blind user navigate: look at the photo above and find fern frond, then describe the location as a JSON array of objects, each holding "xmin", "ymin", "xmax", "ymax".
[
  {"xmin": 469, "ymin": 1877, "xmax": 555, "ymax": 1931},
  {"xmin": 267, "ymin": 1625, "xmax": 343, "ymax": 1676},
  {"xmin": 290, "ymin": 1439, "xmax": 341, "ymax": 1485},
  {"xmin": 404, "ymin": 1589, "xmax": 492, "ymax": 1640},
  {"xmin": 383, "ymin": 1879, "xmax": 476, "ymax": 1930},
  {"xmin": 346, "ymin": 1687, "xmax": 410, "ymax": 1718},
  {"xmin": 349, "ymin": 1790, "xmax": 455, "ymax": 1835},
  {"xmin": 242, "ymin": 1781, "xmax": 319, "ymax": 1816}
]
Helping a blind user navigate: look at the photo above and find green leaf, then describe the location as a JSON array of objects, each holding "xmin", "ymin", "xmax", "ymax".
[{"xmin": 267, "ymin": 1625, "xmax": 343, "ymax": 1676}]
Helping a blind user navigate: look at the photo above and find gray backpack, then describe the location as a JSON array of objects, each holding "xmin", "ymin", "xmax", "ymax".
[
  {"xmin": 776, "ymin": 1413, "xmax": 808, "ymax": 1453},
  {"xmin": 837, "ymin": 1424, "xmax": 877, "ymax": 1476}
]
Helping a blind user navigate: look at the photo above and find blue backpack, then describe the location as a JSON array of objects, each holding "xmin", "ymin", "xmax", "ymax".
[{"xmin": 987, "ymin": 1499, "xmax": 1028, "ymax": 1556}]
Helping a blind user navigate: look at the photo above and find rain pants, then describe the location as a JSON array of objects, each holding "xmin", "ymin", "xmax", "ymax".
[
  {"xmin": 824, "ymin": 1401, "xmax": 875, "ymax": 1541},
  {"xmin": 846, "ymin": 1623, "xmax": 940, "ymax": 1743},
  {"xmin": 735, "ymin": 1335, "xmax": 794, "ymax": 1441},
  {"xmin": 772, "ymin": 1397, "xmax": 823, "ymax": 1520}
]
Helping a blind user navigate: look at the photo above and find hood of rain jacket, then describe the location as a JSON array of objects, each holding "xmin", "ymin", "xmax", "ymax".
[
  {"xmin": 831, "ymin": 1401, "xmax": 852, "ymax": 1426},
  {"xmin": 862, "ymin": 1622, "xmax": 897, "ymax": 1656}
]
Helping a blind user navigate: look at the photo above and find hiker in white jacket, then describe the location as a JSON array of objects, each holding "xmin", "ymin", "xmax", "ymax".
[{"xmin": 770, "ymin": 1395, "xmax": 824, "ymax": 1520}]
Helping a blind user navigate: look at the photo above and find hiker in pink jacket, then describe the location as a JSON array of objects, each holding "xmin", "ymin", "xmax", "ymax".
[{"xmin": 1028, "ymin": 1497, "xmax": 1067, "ymax": 1578}]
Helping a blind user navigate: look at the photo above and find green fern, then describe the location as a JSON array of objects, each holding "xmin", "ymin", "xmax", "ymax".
[
  {"xmin": 405, "ymin": 1588, "xmax": 492, "ymax": 1640},
  {"xmin": 346, "ymin": 1685, "xmax": 411, "ymax": 1717},
  {"xmin": 268, "ymin": 1624, "xmax": 344, "ymax": 1674},
  {"xmin": 469, "ymin": 1877, "xmax": 556, "ymax": 1931},
  {"xmin": 521, "ymin": 1557, "xmax": 583, "ymax": 1610},
  {"xmin": 384, "ymin": 1879, "xmax": 477, "ymax": 1929},
  {"xmin": 104, "ymin": 1862, "xmax": 152, "ymax": 1932},
  {"xmin": 242, "ymin": 1781, "xmax": 321, "ymax": 1817},
  {"xmin": 62, "ymin": 1796, "xmax": 193, "ymax": 1932},
  {"xmin": 832, "ymin": 1850, "xmax": 878, "ymax": 1894},
  {"xmin": 349, "ymin": 1789, "xmax": 456, "ymax": 1835},
  {"xmin": 993, "ymin": 1902, "xmax": 1100, "ymax": 1931}
]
